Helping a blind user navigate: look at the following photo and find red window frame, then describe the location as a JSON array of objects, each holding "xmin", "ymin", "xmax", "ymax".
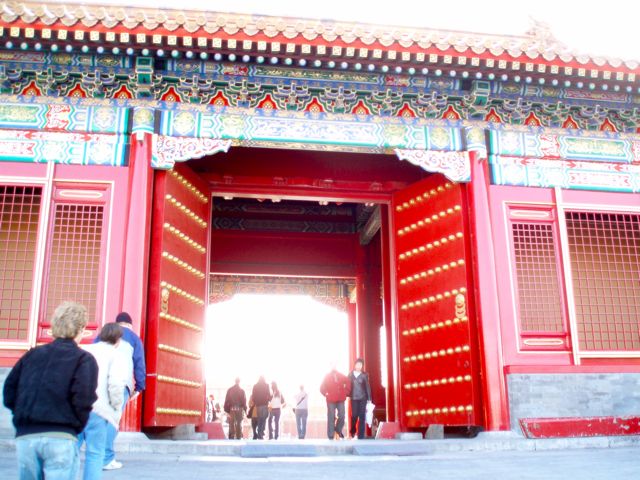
[
  {"xmin": 505, "ymin": 204, "xmax": 571, "ymax": 352},
  {"xmin": 38, "ymin": 182, "xmax": 111, "ymax": 342},
  {"xmin": 0, "ymin": 184, "xmax": 44, "ymax": 345}
]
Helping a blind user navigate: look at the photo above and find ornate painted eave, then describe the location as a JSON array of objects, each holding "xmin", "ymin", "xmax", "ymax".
[{"xmin": 0, "ymin": 1, "xmax": 638, "ymax": 88}]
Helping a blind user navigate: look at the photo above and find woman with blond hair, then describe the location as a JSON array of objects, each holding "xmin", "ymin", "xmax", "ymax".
[{"xmin": 3, "ymin": 301, "xmax": 98, "ymax": 480}]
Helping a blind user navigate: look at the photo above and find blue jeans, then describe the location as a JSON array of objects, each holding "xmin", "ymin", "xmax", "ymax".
[
  {"xmin": 78, "ymin": 412, "xmax": 109, "ymax": 480},
  {"xmin": 268, "ymin": 408, "xmax": 281, "ymax": 439},
  {"xmin": 104, "ymin": 387, "xmax": 130, "ymax": 465},
  {"xmin": 295, "ymin": 409, "xmax": 308, "ymax": 439},
  {"xmin": 256, "ymin": 406, "xmax": 268, "ymax": 439},
  {"xmin": 16, "ymin": 435, "xmax": 79, "ymax": 480}
]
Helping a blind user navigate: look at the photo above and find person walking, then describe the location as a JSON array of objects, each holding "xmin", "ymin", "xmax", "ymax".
[
  {"xmin": 251, "ymin": 376, "xmax": 271, "ymax": 439},
  {"xmin": 247, "ymin": 395, "xmax": 259, "ymax": 440},
  {"xmin": 99, "ymin": 311, "xmax": 146, "ymax": 471},
  {"xmin": 293, "ymin": 385, "xmax": 309, "ymax": 439},
  {"xmin": 80, "ymin": 323, "xmax": 126, "ymax": 480},
  {"xmin": 206, "ymin": 394, "xmax": 216, "ymax": 422},
  {"xmin": 348, "ymin": 358, "xmax": 372, "ymax": 439},
  {"xmin": 320, "ymin": 364, "xmax": 351, "ymax": 440},
  {"xmin": 3, "ymin": 301, "xmax": 98, "ymax": 480},
  {"xmin": 268, "ymin": 382, "xmax": 285, "ymax": 440},
  {"xmin": 223, "ymin": 378, "xmax": 246, "ymax": 439}
]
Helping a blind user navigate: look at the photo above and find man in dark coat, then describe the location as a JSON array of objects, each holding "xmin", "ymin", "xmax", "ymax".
[
  {"xmin": 320, "ymin": 363, "xmax": 351, "ymax": 440},
  {"xmin": 3, "ymin": 301, "xmax": 98, "ymax": 479},
  {"xmin": 251, "ymin": 376, "xmax": 271, "ymax": 439},
  {"xmin": 348, "ymin": 357, "xmax": 372, "ymax": 439},
  {"xmin": 223, "ymin": 378, "xmax": 246, "ymax": 439}
]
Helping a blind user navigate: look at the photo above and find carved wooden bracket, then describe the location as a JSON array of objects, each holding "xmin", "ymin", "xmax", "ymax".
[
  {"xmin": 395, "ymin": 149, "xmax": 471, "ymax": 182},
  {"xmin": 152, "ymin": 135, "xmax": 232, "ymax": 169}
]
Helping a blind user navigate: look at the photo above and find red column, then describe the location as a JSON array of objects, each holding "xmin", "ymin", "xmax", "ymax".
[
  {"xmin": 379, "ymin": 205, "xmax": 396, "ymax": 421},
  {"xmin": 354, "ymin": 245, "xmax": 367, "ymax": 363},
  {"xmin": 119, "ymin": 132, "xmax": 154, "ymax": 431},
  {"xmin": 347, "ymin": 301, "xmax": 358, "ymax": 371},
  {"xmin": 468, "ymin": 151, "xmax": 510, "ymax": 430}
]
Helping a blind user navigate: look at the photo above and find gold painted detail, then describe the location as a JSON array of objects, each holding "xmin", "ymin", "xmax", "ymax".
[
  {"xmin": 168, "ymin": 169, "xmax": 208, "ymax": 204},
  {"xmin": 157, "ymin": 374, "xmax": 202, "ymax": 388},
  {"xmin": 406, "ymin": 405, "xmax": 473, "ymax": 417},
  {"xmin": 402, "ymin": 315, "xmax": 468, "ymax": 337},
  {"xmin": 405, "ymin": 374, "xmax": 472, "ymax": 390},
  {"xmin": 400, "ymin": 287, "xmax": 467, "ymax": 311},
  {"xmin": 402, "ymin": 344, "xmax": 471, "ymax": 363},
  {"xmin": 397, "ymin": 204, "xmax": 462, "ymax": 236},
  {"xmin": 399, "ymin": 259, "xmax": 465, "ymax": 285},
  {"xmin": 158, "ymin": 343, "xmax": 201, "ymax": 359},
  {"xmin": 159, "ymin": 311, "xmax": 202, "ymax": 331},
  {"xmin": 455, "ymin": 293, "xmax": 467, "ymax": 319},
  {"xmin": 165, "ymin": 194, "xmax": 207, "ymax": 228},
  {"xmin": 162, "ymin": 251, "xmax": 205, "ymax": 279},
  {"xmin": 156, "ymin": 407, "xmax": 201, "ymax": 417},
  {"xmin": 160, "ymin": 281, "xmax": 205, "ymax": 306},
  {"xmin": 523, "ymin": 338, "xmax": 565, "ymax": 346},
  {"xmin": 163, "ymin": 223, "xmax": 206, "ymax": 254},
  {"xmin": 160, "ymin": 288, "xmax": 170, "ymax": 314},
  {"xmin": 395, "ymin": 182, "xmax": 454, "ymax": 212},
  {"xmin": 398, "ymin": 232, "xmax": 464, "ymax": 260}
]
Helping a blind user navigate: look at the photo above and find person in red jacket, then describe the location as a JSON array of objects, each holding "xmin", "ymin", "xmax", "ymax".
[{"xmin": 320, "ymin": 363, "xmax": 351, "ymax": 440}]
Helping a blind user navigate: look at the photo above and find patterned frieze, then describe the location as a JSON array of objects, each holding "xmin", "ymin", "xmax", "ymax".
[
  {"xmin": 0, "ymin": 50, "xmax": 638, "ymax": 132},
  {"xmin": 0, "ymin": 51, "xmax": 132, "ymax": 70},
  {"xmin": 490, "ymin": 155, "xmax": 640, "ymax": 193},
  {"xmin": 0, "ymin": 102, "xmax": 129, "ymax": 134},
  {"xmin": 489, "ymin": 130, "xmax": 640, "ymax": 163},
  {"xmin": 0, "ymin": 129, "xmax": 128, "ymax": 166},
  {"xmin": 159, "ymin": 108, "xmax": 462, "ymax": 151}
]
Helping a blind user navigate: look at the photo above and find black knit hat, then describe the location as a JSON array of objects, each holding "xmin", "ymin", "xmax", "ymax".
[{"xmin": 115, "ymin": 312, "xmax": 133, "ymax": 324}]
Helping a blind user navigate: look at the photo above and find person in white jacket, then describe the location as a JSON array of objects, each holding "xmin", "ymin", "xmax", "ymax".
[{"xmin": 80, "ymin": 323, "xmax": 126, "ymax": 480}]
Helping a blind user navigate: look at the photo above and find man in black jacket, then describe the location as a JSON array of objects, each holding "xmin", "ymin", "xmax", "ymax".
[
  {"xmin": 348, "ymin": 358, "xmax": 372, "ymax": 439},
  {"xmin": 223, "ymin": 378, "xmax": 247, "ymax": 440},
  {"xmin": 3, "ymin": 301, "xmax": 98, "ymax": 480},
  {"xmin": 251, "ymin": 376, "xmax": 271, "ymax": 440}
]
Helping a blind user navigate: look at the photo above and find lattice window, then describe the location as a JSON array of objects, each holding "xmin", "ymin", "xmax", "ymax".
[
  {"xmin": 512, "ymin": 223, "xmax": 565, "ymax": 333},
  {"xmin": 0, "ymin": 186, "xmax": 42, "ymax": 341},
  {"xmin": 566, "ymin": 212, "xmax": 640, "ymax": 351},
  {"xmin": 43, "ymin": 203, "xmax": 105, "ymax": 328}
]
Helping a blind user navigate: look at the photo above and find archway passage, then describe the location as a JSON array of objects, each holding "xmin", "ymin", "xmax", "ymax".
[
  {"xmin": 205, "ymin": 293, "xmax": 350, "ymax": 439},
  {"xmin": 143, "ymin": 147, "xmax": 484, "ymax": 433}
]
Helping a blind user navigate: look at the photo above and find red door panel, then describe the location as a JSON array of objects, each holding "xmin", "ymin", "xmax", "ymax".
[
  {"xmin": 392, "ymin": 174, "xmax": 482, "ymax": 429},
  {"xmin": 144, "ymin": 165, "xmax": 209, "ymax": 427}
]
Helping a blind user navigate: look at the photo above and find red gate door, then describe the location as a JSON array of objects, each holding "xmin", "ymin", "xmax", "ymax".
[
  {"xmin": 392, "ymin": 174, "xmax": 483, "ymax": 429},
  {"xmin": 144, "ymin": 164, "xmax": 209, "ymax": 427}
]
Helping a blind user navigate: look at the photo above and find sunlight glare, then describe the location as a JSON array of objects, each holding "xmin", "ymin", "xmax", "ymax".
[{"xmin": 205, "ymin": 294, "xmax": 349, "ymax": 418}]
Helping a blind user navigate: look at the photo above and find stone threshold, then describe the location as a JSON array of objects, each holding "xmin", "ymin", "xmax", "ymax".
[{"xmin": 2, "ymin": 431, "xmax": 639, "ymax": 457}]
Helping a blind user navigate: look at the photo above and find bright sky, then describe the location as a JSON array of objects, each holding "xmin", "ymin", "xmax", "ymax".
[
  {"xmin": 205, "ymin": 294, "xmax": 349, "ymax": 417},
  {"xmin": 74, "ymin": 0, "xmax": 639, "ymax": 60}
]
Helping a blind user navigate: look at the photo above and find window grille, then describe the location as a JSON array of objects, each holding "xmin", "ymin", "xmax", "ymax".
[
  {"xmin": 0, "ymin": 186, "xmax": 42, "ymax": 341},
  {"xmin": 566, "ymin": 211, "xmax": 640, "ymax": 351},
  {"xmin": 511, "ymin": 222, "xmax": 565, "ymax": 333},
  {"xmin": 43, "ymin": 203, "xmax": 105, "ymax": 328}
]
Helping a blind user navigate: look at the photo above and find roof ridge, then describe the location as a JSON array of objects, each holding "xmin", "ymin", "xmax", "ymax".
[{"xmin": 1, "ymin": 0, "xmax": 638, "ymax": 66}]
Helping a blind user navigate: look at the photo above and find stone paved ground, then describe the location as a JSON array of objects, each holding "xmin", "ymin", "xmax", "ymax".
[{"xmin": 1, "ymin": 446, "xmax": 639, "ymax": 479}]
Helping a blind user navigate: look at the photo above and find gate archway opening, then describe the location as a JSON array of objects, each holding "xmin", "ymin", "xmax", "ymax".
[
  {"xmin": 144, "ymin": 146, "xmax": 484, "ymax": 435},
  {"xmin": 205, "ymin": 292, "xmax": 349, "ymax": 439}
]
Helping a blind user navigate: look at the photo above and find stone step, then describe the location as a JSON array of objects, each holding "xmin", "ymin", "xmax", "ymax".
[{"xmin": 1, "ymin": 432, "xmax": 639, "ymax": 458}]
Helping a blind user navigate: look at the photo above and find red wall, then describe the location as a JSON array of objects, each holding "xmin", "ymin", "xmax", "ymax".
[
  {"xmin": 0, "ymin": 162, "xmax": 130, "ymax": 364},
  {"xmin": 210, "ymin": 229, "xmax": 359, "ymax": 278}
]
